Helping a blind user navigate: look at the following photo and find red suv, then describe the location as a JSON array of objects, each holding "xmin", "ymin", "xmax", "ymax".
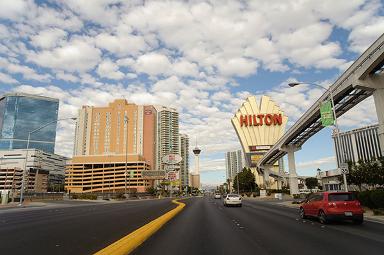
[{"xmin": 299, "ymin": 192, "xmax": 364, "ymax": 224}]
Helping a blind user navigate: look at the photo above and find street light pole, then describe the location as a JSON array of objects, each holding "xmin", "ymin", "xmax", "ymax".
[
  {"xmin": 124, "ymin": 116, "xmax": 129, "ymax": 198},
  {"xmin": 288, "ymin": 82, "xmax": 348, "ymax": 191},
  {"xmin": 19, "ymin": 117, "xmax": 76, "ymax": 206}
]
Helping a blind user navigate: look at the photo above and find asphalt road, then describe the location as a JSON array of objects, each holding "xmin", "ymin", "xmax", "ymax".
[
  {"xmin": 134, "ymin": 197, "xmax": 384, "ymax": 255},
  {"xmin": 0, "ymin": 199, "xmax": 175, "ymax": 255}
]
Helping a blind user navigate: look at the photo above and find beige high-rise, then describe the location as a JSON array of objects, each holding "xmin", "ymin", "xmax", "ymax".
[{"xmin": 67, "ymin": 99, "xmax": 158, "ymax": 193}]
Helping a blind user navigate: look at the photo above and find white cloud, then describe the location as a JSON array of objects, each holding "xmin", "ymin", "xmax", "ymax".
[
  {"xmin": 30, "ymin": 28, "xmax": 67, "ymax": 49},
  {"xmin": 96, "ymin": 59, "xmax": 125, "ymax": 80},
  {"xmin": 0, "ymin": 0, "xmax": 31, "ymax": 21},
  {"xmin": 297, "ymin": 156, "xmax": 336, "ymax": 169},
  {"xmin": 134, "ymin": 52, "xmax": 172, "ymax": 76},
  {"xmin": 0, "ymin": 72, "xmax": 19, "ymax": 84},
  {"xmin": 56, "ymin": 71, "xmax": 80, "ymax": 83},
  {"xmin": 28, "ymin": 39, "xmax": 102, "ymax": 73},
  {"xmin": 0, "ymin": 57, "xmax": 52, "ymax": 82},
  {"xmin": 95, "ymin": 33, "xmax": 148, "ymax": 57},
  {"xmin": 217, "ymin": 57, "xmax": 259, "ymax": 77}
]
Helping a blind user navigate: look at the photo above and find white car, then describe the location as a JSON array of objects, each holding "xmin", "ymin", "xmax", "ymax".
[
  {"xmin": 223, "ymin": 194, "xmax": 242, "ymax": 207},
  {"xmin": 214, "ymin": 193, "xmax": 221, "ymax": 199}
]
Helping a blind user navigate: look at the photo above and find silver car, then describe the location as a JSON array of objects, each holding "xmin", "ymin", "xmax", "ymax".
[{"xmin": 223, "ymin": 194, "xmax": 242, "ymax": 207}]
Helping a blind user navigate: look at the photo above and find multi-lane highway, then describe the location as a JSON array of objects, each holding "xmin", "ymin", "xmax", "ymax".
[
  {"xmin": 1, "ymin": 197, "xmax": 384, "ymax": 255},
  {"xmin": 0, "ymin": 199, "xmax": 175, "ymax": 255},
  {"xmin": 134, "ymin": 197, "xmax": 384, "ymax": 255}
]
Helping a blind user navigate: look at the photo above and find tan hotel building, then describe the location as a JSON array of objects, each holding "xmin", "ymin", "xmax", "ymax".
[{"xmin": 66, "ymin": 99, "xmax": 180, "ymax": 193}]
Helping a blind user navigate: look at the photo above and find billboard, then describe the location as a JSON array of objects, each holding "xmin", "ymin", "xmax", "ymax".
[
  {"xmin": 142, "ymin": 170, "xmax": 166, "ymax": 180},
  {"xmin": 162, "ymin": 154, "xmax": 182, "ymax": 164}
]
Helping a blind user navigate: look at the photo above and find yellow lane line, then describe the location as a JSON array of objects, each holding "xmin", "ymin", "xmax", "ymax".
[{"xmin": 94, "ymin": 199, "xmax": 186, "ymax": 255}]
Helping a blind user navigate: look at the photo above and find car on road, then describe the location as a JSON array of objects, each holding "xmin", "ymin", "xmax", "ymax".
[
  {"xmin": 299, "ymin": 192, "xmax": 364, "ymax": 224},
  {"xmin": 214, "ymin": 193, "xmax": 221, "ymax": 199},
  {"xmin": 223, "ymin": 194, "xmax": 242, "ymax": 207}
]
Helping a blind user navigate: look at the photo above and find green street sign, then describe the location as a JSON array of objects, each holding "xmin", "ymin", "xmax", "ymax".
[
  {"xmin": 130, "ymin": 170, "xmax": 134, "ymax": 178},
  {"xmin": 320, "ymin": 100, "xmax": 334, "ymax": 127}
]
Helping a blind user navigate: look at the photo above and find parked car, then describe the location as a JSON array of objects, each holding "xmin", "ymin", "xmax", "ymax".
[
  {"xmin": 214, "ymin": 193, "xmax": 221, "ymax": 199},
  {"xmin": 223, "ymin": 194, "xmax": 242, "ymax": 207},
  {"xmin": 299, "ymin": 192, "xmax": 364, "ymax": 224}
]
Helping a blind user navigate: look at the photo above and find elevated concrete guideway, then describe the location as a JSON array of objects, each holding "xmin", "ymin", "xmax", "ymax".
[{"xmin": 258, "ymin": 33, "xmax": 384, "ymax": 194}]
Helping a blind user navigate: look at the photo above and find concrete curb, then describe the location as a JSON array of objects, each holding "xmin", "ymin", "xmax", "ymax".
[{"xmin": 94, "ymin": 199, "xmax": 186, "ymax": 255}]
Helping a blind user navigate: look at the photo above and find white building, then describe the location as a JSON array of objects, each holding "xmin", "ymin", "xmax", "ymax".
[
  {"xmin": 225, "ymin": 150, "xmax": 245, "ymax": 181},
  {"xmin": 154, "ymin": 105, "xmax": 180, "ymax": 171},
  {"xmin": 316, "ymin": 168, "xmax": 343, "ymax": 191},
  {"xmin": 333, "ymin": 124, "xmax": 382, "ymax": 166}
]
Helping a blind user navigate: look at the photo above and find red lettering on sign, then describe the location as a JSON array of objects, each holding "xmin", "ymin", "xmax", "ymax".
[
  {"xmin": 257, "ymin": 114, "xmax": 264, "ymax": 125},
  {"xmin": 265, "ymin": 114, "xmax": 272, "ymax": 126},
  {"xmin": 273, "ymin": 114, "xmax": 282, "ymax": 125},
  {"xmin": 240, "ymin": 115, "xmax": 248, "ymax": 127},
  {"xmin": 239, "ymin": 114, "xmax": 283, "ymax": 127},
  {"xmin": 253, "ymin": 115, "xmax": 258, "ymax": 126}
]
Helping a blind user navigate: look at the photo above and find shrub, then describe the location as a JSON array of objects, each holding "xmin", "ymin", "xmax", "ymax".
[
  {"xmin": 293, "ymin": 194, "xmax": 301, "ymax": 199},
  {"xmin": 373, "ymin": 208, "xmax": 384, "ymax": 215},
  {"xmin": 114, "ymin": 193, "xmax": 125, "ymax": 199},
  {"xmin": 357, "ymin": 191, "xmax": 375, "ymax": 208},
  {"xmin": 370, "ymin": 190, "xmax": 384, "ymax": 209}
]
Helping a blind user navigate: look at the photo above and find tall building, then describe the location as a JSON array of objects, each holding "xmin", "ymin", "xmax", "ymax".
[
  {"xmin": 225, "ymin": 150, "xmax": 244, "ymax": 181},
  {"xmin": 0, "ymin": 93, "xmax": 59, "ymax": 153},
  {"xmin": 333, "ymin": 124, "xmax": 382, "ymax": 166},
  {"xmin": 74, "ymin": 99, "xmax": 143, "ymax": 157},
  {"xmin": 179, "ymin": 134, "xmax": 189, "ymax": 187},
  {"xmin": 67, "ymin": 99, "xmax": 180, "ymax": 193},
  {"xmin": 154, "ymin": 106, "xmax": 179, "ymax": 171}
]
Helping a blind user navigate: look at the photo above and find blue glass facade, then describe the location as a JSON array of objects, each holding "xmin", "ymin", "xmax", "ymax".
[{"xmin": 0, "ymin": 94, "xmax": 59, "ymax": 153}]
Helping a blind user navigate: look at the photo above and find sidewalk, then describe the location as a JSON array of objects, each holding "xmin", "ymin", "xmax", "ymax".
[
  {"xmin": 276, "ymin": 200, "xmax": 384, "ymax": 224},
  {"xmin": 0, "ymin": 201, "xmax": 47, "ymax": 210}
]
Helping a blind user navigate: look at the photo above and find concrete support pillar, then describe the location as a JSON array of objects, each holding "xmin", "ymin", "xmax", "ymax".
[
  {"xmin": 263, "ymin": 167, "xmax": 270, "ymax": 188},
  {"xmin": 373, "ymin": 87, "xmax": 384, "ymax": 156},
  {"xmin": 285, "ymin": 146, "xmax": 300, "ymax": 195}
]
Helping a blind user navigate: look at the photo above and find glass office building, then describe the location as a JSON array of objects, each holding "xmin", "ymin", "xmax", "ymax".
[{"xmin": 0, "ymin": 93, "xmax": 59, "ymax": 153}]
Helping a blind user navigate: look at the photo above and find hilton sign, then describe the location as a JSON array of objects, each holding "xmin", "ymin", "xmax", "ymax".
[{"xmin": 240, "ymin": 114, "xmax": 282, "ymax": 127}]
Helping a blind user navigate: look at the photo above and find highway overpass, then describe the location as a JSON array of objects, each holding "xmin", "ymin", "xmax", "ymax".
[{"xmin": 258, "ymin": 33, "xmax": 384, "ymax": 194}]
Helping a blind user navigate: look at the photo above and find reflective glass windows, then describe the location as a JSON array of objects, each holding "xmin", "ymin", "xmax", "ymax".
[{"xmin": 0, "ymin": 95, "xmax": 59, "ymax": 153}]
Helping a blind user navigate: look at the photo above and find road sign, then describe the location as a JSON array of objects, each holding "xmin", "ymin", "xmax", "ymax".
[
  {"xmin": 162, "ymin": 154, "xmax": 182, "ymax": 164},
  {"xmin": 167, "ymin": 171, "xmax": 178, "ymax": 181},
  {"xmin": 340, "ymin": 163, "xmax": 349, "ymax": 174},
  {"xmin": 320, "ymin": 100, "xmax": 334, "ymax": 127},
  {"xmin": 141, "ymin": 170, "xmax": 166, "ymax": 180},
  {"xmin": 164, "ymin": 165, "xmax": 180, "ymax": 171}
]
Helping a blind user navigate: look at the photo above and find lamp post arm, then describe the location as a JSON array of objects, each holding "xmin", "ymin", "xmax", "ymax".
[
  {"xmin": 29, "ymin": 117, "xmax": 76, "ymax": 135},
  {"xmin": 19, "ymin": 117, "xmax": 76, "ymax": 206}
]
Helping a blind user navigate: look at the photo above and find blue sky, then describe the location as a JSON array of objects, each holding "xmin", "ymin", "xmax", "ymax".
[{"xmin": 0, "ymin": 0, "xmax": 383, "ymax": 186}]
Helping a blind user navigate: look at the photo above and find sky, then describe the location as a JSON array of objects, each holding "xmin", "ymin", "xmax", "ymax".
[{"xmin": 0, "ymin": 0, "xmax": 383, "ymax": 187}]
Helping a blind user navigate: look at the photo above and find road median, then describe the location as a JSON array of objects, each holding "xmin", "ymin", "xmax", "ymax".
[{"xmin": 94, "ymin": 199, "xmax": 186, "ymax": 255}]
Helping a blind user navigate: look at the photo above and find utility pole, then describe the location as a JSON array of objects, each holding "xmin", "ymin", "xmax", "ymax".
[{"xmin": 124, "ymin": 115, "xmax": 129, "ymax": 198}]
